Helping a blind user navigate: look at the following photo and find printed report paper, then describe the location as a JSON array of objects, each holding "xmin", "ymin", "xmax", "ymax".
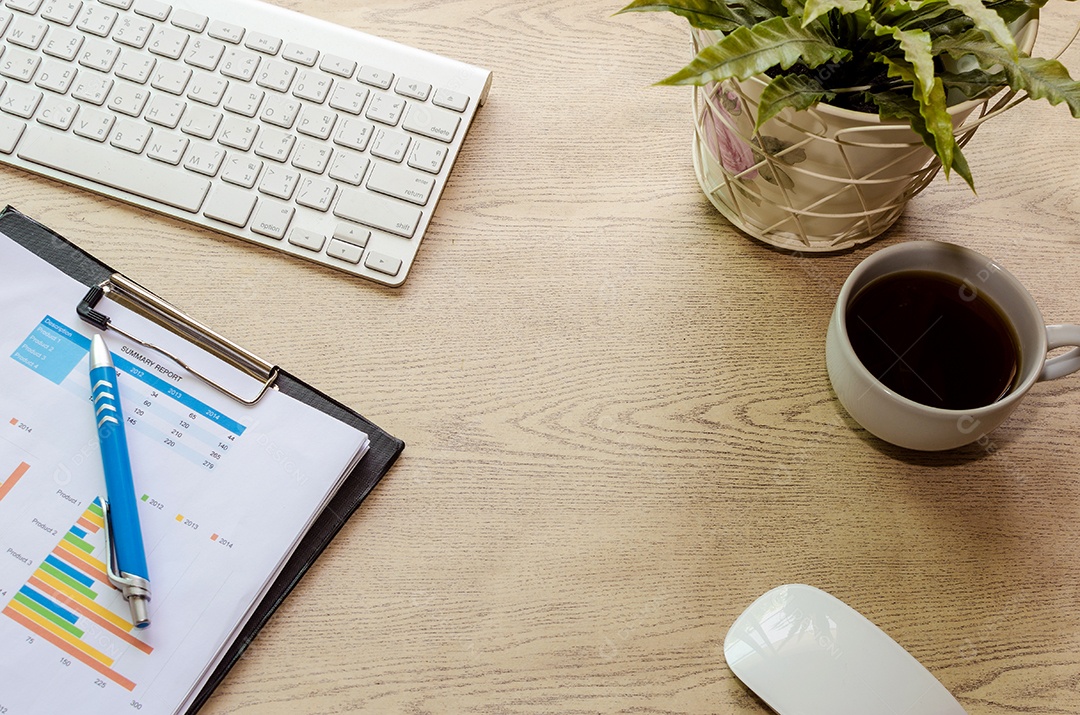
[{"xmin": 0, "ymin": 233, "xmax": 369, "ymax": 714}]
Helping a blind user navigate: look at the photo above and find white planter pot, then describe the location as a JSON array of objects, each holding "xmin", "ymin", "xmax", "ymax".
[{"xmin": 692, "ymin": 15, "xmax": 1039, "ymax": 252}]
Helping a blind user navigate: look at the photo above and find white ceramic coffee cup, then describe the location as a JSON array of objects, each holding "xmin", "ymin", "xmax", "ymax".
[{"xmin": 826, "ymin": 241, "xmax": 1080, "ymax": 451}]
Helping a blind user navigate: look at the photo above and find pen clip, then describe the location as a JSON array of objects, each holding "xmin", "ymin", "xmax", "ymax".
[{"xmin": 101, "ymin": 499, "xmax": 152, "ymax": 628}]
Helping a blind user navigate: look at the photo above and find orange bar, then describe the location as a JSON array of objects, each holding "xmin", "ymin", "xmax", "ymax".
[
  {"xmin": 53, "ymin": 542, "xmax": 110, "ymax": 587},
  {"xmin": 0, "ymin": 461, "xmax": 30, "ymax": 501},
  {"xmin": 2, "ymin": 605, "xmax": 136, "ymax": 691},
  {"xmin": 76, "ymin": 516, "xmax": 101, "ymax": 533},
  {"xmin": 29, "ymin": 576, "xmax": 153, "ymax": 654},
  {"xmin": 8, "ymin": 418, "xmax": 16, "ymax": 425}
]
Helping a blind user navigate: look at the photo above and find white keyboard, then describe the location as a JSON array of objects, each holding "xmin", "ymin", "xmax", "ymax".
[{"xmin": 0, "ymin": 0, "xmax": 491, "ymax": 286}]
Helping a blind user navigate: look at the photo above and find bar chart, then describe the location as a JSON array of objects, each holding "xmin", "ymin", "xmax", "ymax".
[
  {"xmin": 2, "ymin": 499, "xmax": 152, "ymax": 692},
  {"xmin": 0, "ymin": 460, "xmax": 30, "ymax": 502}
]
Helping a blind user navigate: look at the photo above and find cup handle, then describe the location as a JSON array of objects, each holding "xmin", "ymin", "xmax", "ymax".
[{"xmin": 1040, "ymin": 325, "xmax": 1080, "ymax": 381}]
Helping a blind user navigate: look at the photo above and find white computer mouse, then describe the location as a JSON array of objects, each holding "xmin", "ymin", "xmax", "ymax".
[{"xmin": 723, "ymin": 584, "xmax": 968, "ymax": 715}]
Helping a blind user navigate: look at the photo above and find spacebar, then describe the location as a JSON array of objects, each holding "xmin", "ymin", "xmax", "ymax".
[{"xmin": 17, "ymin": 129, "xmax": 211, "ymax": 213}]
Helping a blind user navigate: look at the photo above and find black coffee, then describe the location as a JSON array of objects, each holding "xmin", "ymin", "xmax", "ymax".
[{"xmin": 846, "ymin": 270, "xmax": 1020, "ymax": 410}]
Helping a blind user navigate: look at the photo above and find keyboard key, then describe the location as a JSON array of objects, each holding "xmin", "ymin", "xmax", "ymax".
[
  {"xmin": 19, "ymin": 127, "xmax": 210, "ymax": 210},
  {"xmin": 250, "ymin": 200, "xmax": 293, "ymax": 239},
  {"xmin": 217, "ymin": 115, "xmax": 257, "ymax": 150},
  {"xmin": 295, "ymin": 106, "xmax": 335, "ymax": 140},
  {"xmin": 257, "ymin": 164, "xmax": 298, "ymax": 199},
  {"xmin": 0, "ymin": 83, "xmax": 40, "ymax": 118},
  {"xmin": 292, "ymin": 71, "xmax": 331, "ymax": 103},
  {"xmin": 318, "ymin": 54, "xmax": 354, "ymax": 78},
  {"xmin": 0, "ymin": 112, "xmax": 24, "ymax": 153},
  {"xmin": 287, "ymin": 227, "xmax": 324, "ymax": 252},
  {"xmin": 143, "ymin": 94, "xmax": 183, "ymax": 127},
  {"xmin": 77, "ymin": 5, "xmax": 117, "ymax": 36},
  {"xmin": 179, "ymin": 103, "xmax": 221, "ymax": 139},
  {"xmin": 326, "ymin": 237, "xmax": 362, "ymax": 264},
  {"xmin": 149, "ymin": 25, "xmax": 187, "ymax": 59},
  {"xmin": 98, "ymin": 0, "xmax": 131, "ymax": 8},
  {"xmin": 150, "ymin": 62, "xmax": 191, "ymax": 94},
  {"xmin": 395, "ymin": 78, "xmax": 430, "ymax": 101},
  {"xmin": 7, "ymin": 0, "xmax": 43, "ymax": 13},
  {"xmin": 223, "ymin": 85, "xmax": 263, "ymax": 117},
  {"xmin": 332, "ymin": 222, "xmax": 368, "ymax": 247},
  {"xmin": 74, "ymin": 108, "xmax": 114, "ymax": 140},
  {"xmin": 115, "ymin": 49, "xmax": 155, "ymax": 83},
  {"xmin": 170, "ymin": 9, "xmax": 206, "ymax": 32},
  {"xmin": 36, "ymin": 94, "xmax": 76, "ymax": 129},
  {"xmin": 402, "ymin": 103, "xmax": 460, "ymax": 143},
  {"xmin": 110, "ymin": 117, "xmax": 151, "ymax": 152},
  {"xmin": 0, "ymin": 48, "xmax": 41, "ymax": 81},
  {"xmin": 72, "ymin": 73, "xmax": 112, "ymax": 104},
  {"xmin": 282, "ymin": 43, "xmax": 317, "ymax": 67},
  {"xmin": 220, "ymin": 49, "xmax": 259, "ymax": 81},
  {"xmin": 221, "ymin": 155, "xmax": 262, "ymax": 187},
  {"xmin": 244, "ymin": 32, "xmax": 280, "ymax": 55},
  {"xmin": 207, "ymin": 19, "xmax": 243, "ymax": 44},
  {"xmin": 34, "ymin": 59, "xmax": 77, "ymax": 94},
  {"xmin": 357, "ymin": 65, "xmax": 391, "ymax": 89},
  {"xmin": 182, "ymin": 140, "xmax": 224, "ymax": 175},
  {"xmin": 364, "ymin": 251, "xmax": 400, "ymax": 276},
  {"xmin": 253, "ymin": 126, "xmax": 294, "ymax": 162},
  {"xmin": 432, "ymin": 88, "xmax": 469, "ymax": 113},
  {"xmin": 328, "ymin": 84, "xmax": 367, "ymax": 115},
  {"xmin": 9, "ymin": 17, "xmax": 48, "ymax": 50},
  {"xmin": 147, "ymin": 133, "xmax": 188, "ymax": 164},
  {"xmin": 327, "ymin": 149, "xmax": 367, "ymax": 185},
  {"xmin": 407, "ymin": 140, "xmax": 446, "ymax": 174},
  {"xmin": 185, "ymin": 38, "xmax": 225, "ymax": 71},
  {"xmin": 78, "ymin": 38, "xmax": 121, "ymax": 72},
  {"xmin": 202, "ymin": 184, "xmax": 255, "ymax": 225},
  {"xmin": 41, "ymin": 0, "xmax": 82, "ymax": 26},
  {"xmin": 107, "ymin": 80, "xmax": 150, "ymax": 117},
  {"xmin": 133, "ymin": 0, "xmax": 170, "ymax": 21},
  {"xmin": 370, "ymin": 128, "xmax": 409, "ymax": 162},
  {"xmin": 295, "ymin": 176, "xmax": 335, "ymax": 211},
  {"xmin": 259, "ymin": 94, "xmax": 300, "ymax": 129},
  {"xmin": 255, "ymin": 60, "xmax": 295, "ymax": 92},
  {"xmin": 112, "ymin": 15, "xmax": 154, "ymax": 48},
  {"xmin": 187, "ymin": 73, "xmax": 227, "ymax": 106},
  {"xmin": 290, "ymin": 138, "xmax": 330, "ymax": 173},
  {"xmin": 365, "ymin": 93, "xmax": 405, "ymax": 126},
  {"xmin": 42, "ymin": 28, "xmax": 83, "ymax": 61},
  {"xmin": 366, "ymin": 162, "xmax": 434, "ymax": 205},
  {"xmin": 333, "ymin": 119, "xmax": 372, "ymax": 152},
  {"xmin": 333, "ymin": 188, "xmax": 420, "ymax": 237}
]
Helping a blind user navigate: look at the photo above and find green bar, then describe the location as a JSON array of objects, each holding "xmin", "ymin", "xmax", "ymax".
[
  {"xmin": 13, "ymin": 592, "xmax": 84, "ymax": 639},
  {"xmin": 62, "ymin": 532, "xmax": 94, "ymax": 554},
  {"xmin": 39, "ymin": 562, "xmax": 98, "ymax": 601},
  {"xmin": 87, "ymin": 501, "xmax": 104, "ymax": 519},
  {"xmin": 141, "ymin": 494, "xmax": 149, "ymax": 502}
]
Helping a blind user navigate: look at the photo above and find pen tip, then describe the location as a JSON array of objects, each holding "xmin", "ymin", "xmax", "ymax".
[{"xmin": 89, "ymin": 333, "xmax": 113, "ymax": 369}]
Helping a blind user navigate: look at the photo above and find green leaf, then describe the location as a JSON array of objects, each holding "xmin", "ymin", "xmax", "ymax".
[
  {"xmin": 936, "ymin": 68, "xmax": 1007, "ymax": 99},
  {"xmin": 943, "ymin": 0, "xmax": 1017, "ymax": 58},
  {"xmin": 756, "ymin": 73, "xmax": 837, "ymax": 127},
  {"xmin": 801, "ymin": 0, "xmax": 868, "ymax": 27},
  {"xmin": 616, "ymin": 0, "xmax": 744, "ymax": 31},
  {"xmin": 659, "ymin": 15, "xmax": 851, "ymax": 85},
  {"xmin": 871, "ymin": 88, "xmax": 975, "ymax": 190},
  {"xmin": 880, "ymin": 57, "xmax": 968, "ymax": 186},
  {"xmin": 935, "ymin": 31, "xmax": 1080, "ymax": 117}
]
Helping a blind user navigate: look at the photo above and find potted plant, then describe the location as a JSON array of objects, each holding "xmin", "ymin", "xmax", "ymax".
[{"xmin": 619, "ymin": 0, "xmax": 1080, "ymax": 251}]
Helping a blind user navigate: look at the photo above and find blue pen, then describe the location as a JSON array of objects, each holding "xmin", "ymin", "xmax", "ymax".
[{"xmin": 90, "ymin": 333, "xmax": 152, "ymax": 628}]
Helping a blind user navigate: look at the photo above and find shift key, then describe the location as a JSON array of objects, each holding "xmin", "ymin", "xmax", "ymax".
[{"xmin": 333, "ymin": 188, "xmax": 421, "ymax": 238}]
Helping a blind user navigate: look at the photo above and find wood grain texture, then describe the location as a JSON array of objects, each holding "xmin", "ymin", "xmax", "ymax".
[{"xmin": 4, "ymin": 0, "xmax": 1078, "ymax": 712}]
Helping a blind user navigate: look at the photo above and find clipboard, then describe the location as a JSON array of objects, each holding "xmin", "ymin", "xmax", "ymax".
[{"xmin": 0, "ymin": 206, "xmax": 404, "ymax": 713}]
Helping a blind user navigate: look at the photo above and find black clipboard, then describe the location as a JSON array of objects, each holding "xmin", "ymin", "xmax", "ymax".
[{"xmin": 0, "ymin": 206, "xmax": 404, "ymax": 713}]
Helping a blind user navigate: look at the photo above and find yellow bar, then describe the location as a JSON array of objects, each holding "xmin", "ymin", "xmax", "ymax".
[
  {"xmin": 7, "ymin": 599, "xmax": 115, "ymax": 666},
  {"xmin": 55, "ymin": 538, "xmax": 109, "ymax": 578},
  {"xmin": 81, "ymin": 508, "xmax": 105, "ymax": 531},
  {"xmin": 33, "ymin": 570, "xmax": 131, "ymax": 632}
]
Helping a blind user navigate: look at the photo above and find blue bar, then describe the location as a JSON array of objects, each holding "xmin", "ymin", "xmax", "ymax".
[
  {"xmin": 44, "ymin": 554, "xmax": 94, "ymax": 588},
  {"xmin": 69, "ymin": 525, "xmax": 87, "ymax": 539},
  {"xmin": 18, "ymin": 585, "xmax": 78, "ymax": 624},
  {"xmin": 15, "ymin": 317, "xmax": 246, "ymax": 436}
]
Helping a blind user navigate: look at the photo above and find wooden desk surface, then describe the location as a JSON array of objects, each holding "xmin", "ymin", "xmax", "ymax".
[{"xmin": 3, "ymin": 1, "xmax": 1079, "ymax": 712}]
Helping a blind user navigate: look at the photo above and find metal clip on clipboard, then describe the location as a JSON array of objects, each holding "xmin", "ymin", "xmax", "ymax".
[{"xmin": 76, "ymin": 273, "xmax": 279, "ymax": 405}]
